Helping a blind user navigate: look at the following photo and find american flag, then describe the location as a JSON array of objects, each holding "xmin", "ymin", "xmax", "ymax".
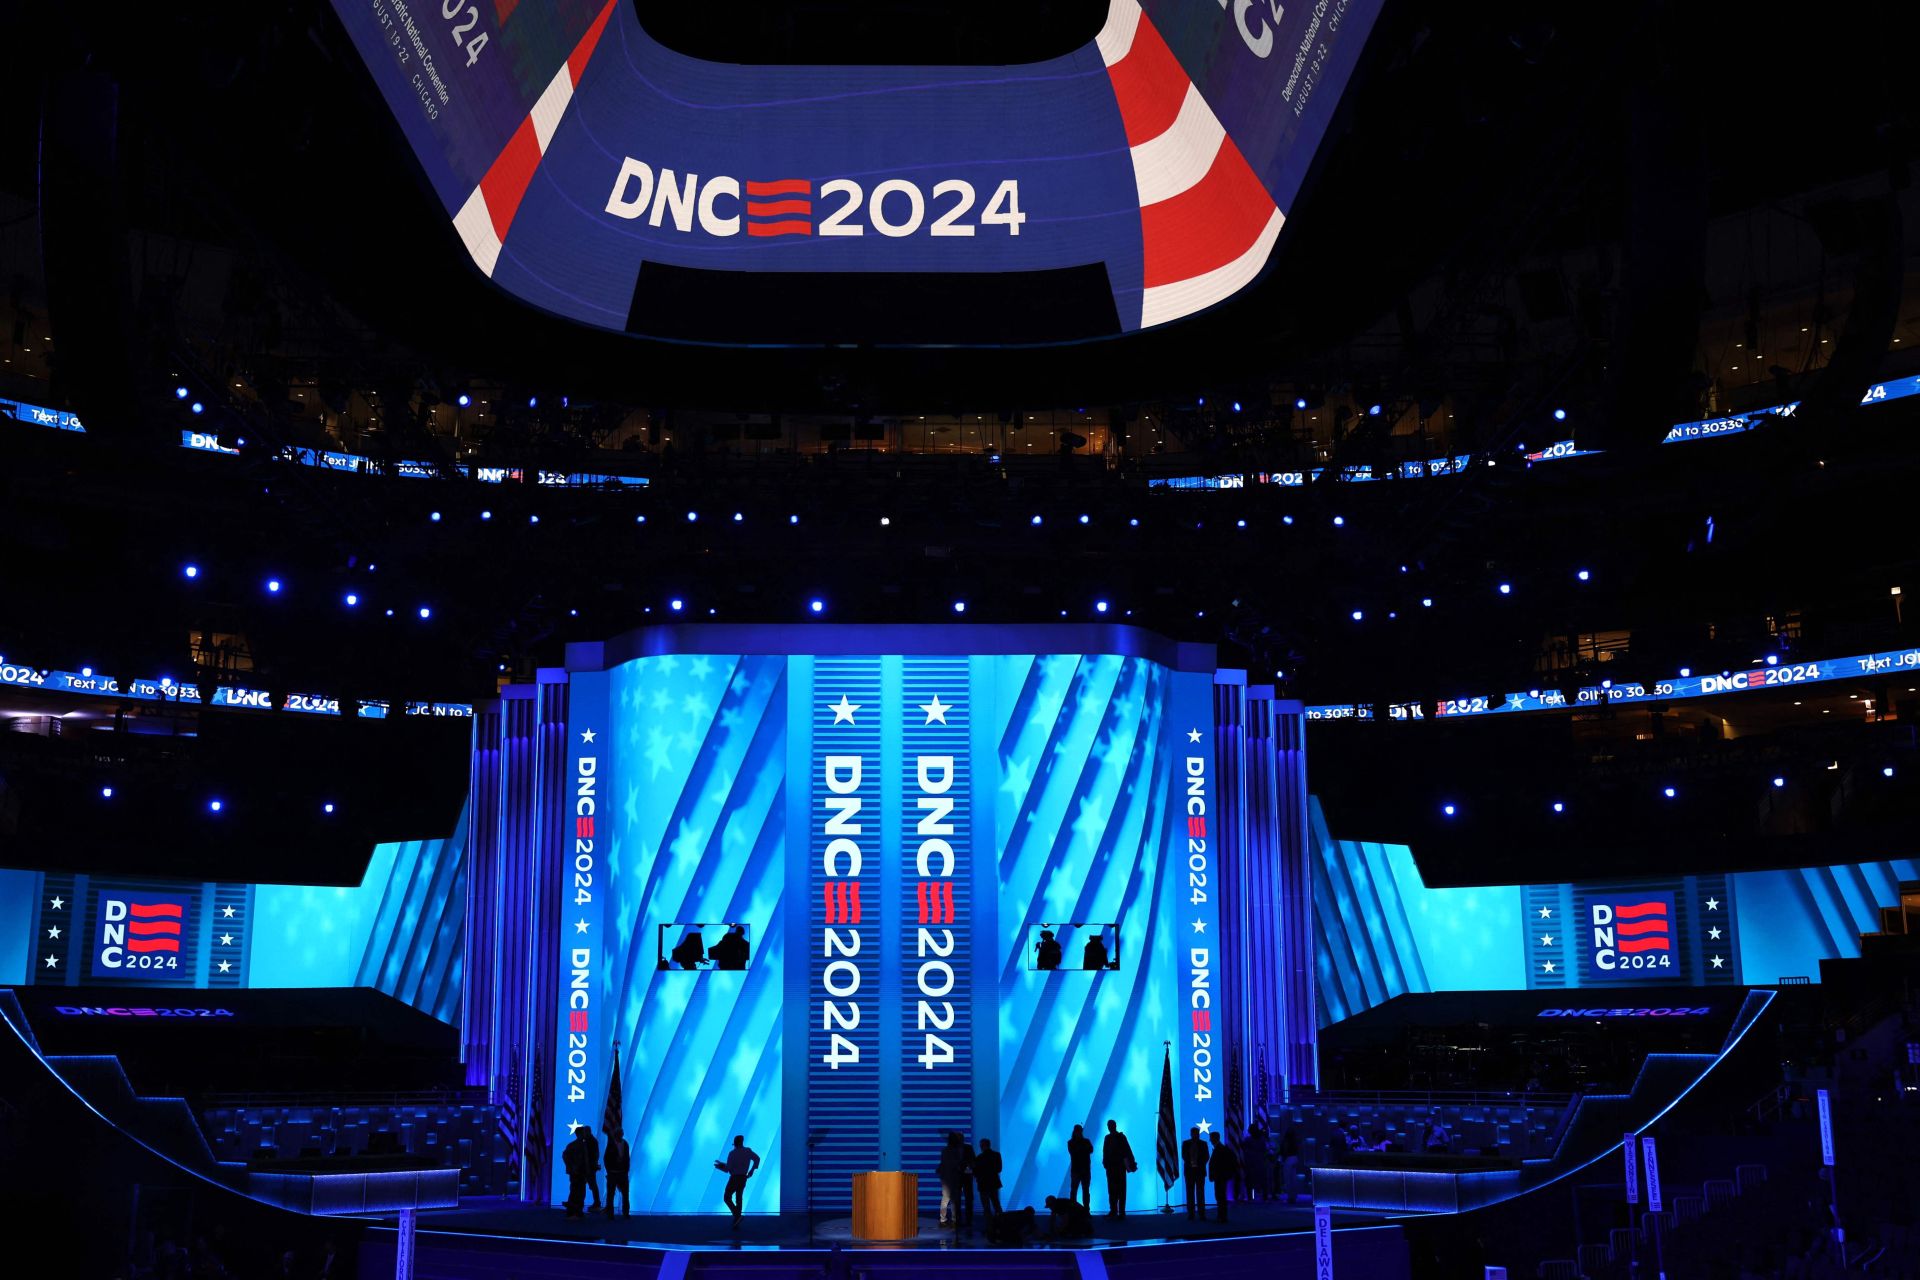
[
  {"xmin": 496, "ymin": 1046, "xmax": 521, "ymax": 1157},
  {"xmin": 1225, "ymin": 1050, "xmax": 1245, "ymax": 1157},
  {"xmin": 601, "ymin": 1042, "xmax": 624, "ymax": 1138},
  {"xmin": 1254, "ymin": 1045, "xmax": 1270, "ymax": 1131},
  {"xmin": 525, "ymin": 1056, "xmax": 549, "ymax": 1193},
  {"xmin": 1154, "ymin": 1042, "xmax": 1179, "ymax": 1190}
]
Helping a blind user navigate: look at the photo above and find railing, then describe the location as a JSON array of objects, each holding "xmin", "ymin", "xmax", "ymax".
[
  {"xmin": 198, "ymin": 1088, "xmax": 490, "ymax": 1109},
  {"xmin": 1299, "ymin": 1088, "xmax": 1575, "ymax": 1110}
]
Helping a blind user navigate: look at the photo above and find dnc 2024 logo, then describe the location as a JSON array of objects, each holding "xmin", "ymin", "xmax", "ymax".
[
  {"xmin": 92, "ymin": 890, "xmax": 191, "ymax": 977},
  {"xmin": 1586, "ymin": 892, "xmax": 1676, "ymax": 978}
]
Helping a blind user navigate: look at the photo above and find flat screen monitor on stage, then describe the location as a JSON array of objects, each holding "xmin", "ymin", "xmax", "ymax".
[{"xmin": 467, "ymin": 625, "xmax": 1316, "ymax": 1216}]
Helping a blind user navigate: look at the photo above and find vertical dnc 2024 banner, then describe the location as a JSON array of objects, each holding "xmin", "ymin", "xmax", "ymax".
[{"xmin": 550, "ymin": 645, "xmax": 1219, "ymax": 1212}]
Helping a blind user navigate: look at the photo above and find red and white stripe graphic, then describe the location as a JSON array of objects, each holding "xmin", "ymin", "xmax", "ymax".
[
  {"xmin": 453, "ymin": 0, "xmax": 618, "ymax": 277},
  {"xmin": 1097, "ymin": 0, "xmax": 1284, "ymax": 329}
]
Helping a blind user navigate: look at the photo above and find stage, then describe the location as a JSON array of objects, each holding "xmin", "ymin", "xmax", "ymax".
[{"xmin": 360, "ymin": 1199, "xmax": 1410, "ymax": 1279}]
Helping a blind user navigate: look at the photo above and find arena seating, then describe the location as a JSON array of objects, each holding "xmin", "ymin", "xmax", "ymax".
[{"xmin": 199, "ymin": 1093, "xmax": 513, "ymax": 1196}]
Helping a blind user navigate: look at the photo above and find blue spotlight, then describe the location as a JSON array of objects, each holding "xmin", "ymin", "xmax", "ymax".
[
  {"xmin": 190, "ymin": 402, "xmax": 204, "ymax": 415},
  {"xmin": 183, "ymin": 564, "xmax": 199, "ymax": 579},
  {"xmin": 1663, "ymin": 786, "xmax": 1677, "ymax": 799},
  {"xmin": 430, "ymin": 511, "xmax": 442, "ymax": 523},
  {"xmin": 1079, "ymin": 514, "xmax": 1090, "ymax": 525},
  {"xmin": 1351, "ymin": 609, "xmax": 1364, "ymax": 622},
  {"xmin": 266, "ymin": 578, "xmax": 282, "ymax": 594},
  {"xmin": 1421, "ymin": 597, "xmax": 1433, "ymax": 608},
  {"xmin": 1282, "ymin": 515, "xmax": 1295, "ymax": 526},
  {"xmin": 789, "ymin": 514, "xmax": 799, "ymax": 525},
  {"xmin": 1772, "ymin": 776, "xmax": 1786, "ymax": 788},
  {"xmin": 1198, "ymin": 397, "xmax": 1206, "ymax": 407},
  {"xmin": 481, "ymin": 510, "xmax": 492, "ymax": 521},
  {"xmin": 1094, "ymin": 600, "xmax": 1110, "ymax": 614},
  {"xmin": 733, "ymin": 512, "xmax": 744, "ymax": 523},
  {"xmin": 528, "ymin": 396, "xmax": 538, "ymax": 408},
  {"xmin": 636, "ymin": 514, "xmax": 646, "ymax": 524},
  {"xmin": 529, "ymin": 514, "xmax": 540, "ymax": 525},
  {"xmin": 809, "ymin": 599, "xmax": 825, "ymax": 614},
  {"xmin": 344, "ymin": 593, "xmax": 359, "ymax": 607},
  {"xmin": 879, "ymin": 516, "xmax": 891, "ymax": 526},
  {"xmin": 953, "ymin": 601, "xmax": 967, "ymax": 614},
  {"xmin": 209, "ymin": 799, "xmax": 224, "ymax": 814},
  {"xmin": 175, "ymin": 386, "xmax": 189, "ymax": 400},
  {"xmin": 669, "ymin": 598, "xmax": 684, "ymax": 612},
  {"xmin": 1551, "ymin": 801, "xmax": 1564, "ymax": 813},
  {"xmin": 1498, "ymin": 583, "xmax": 1512, "ymax": 595},
  {"xmin": 457, "ymin": 394, "xmax": 471, "ymax": 407},
  {"xmin": 1553, "ymin": 408, "xmax": 1567, "ymax": 421},
  {"xmin": 1368, "ymin": 404, "xmax": 1382, "ymax": 416},
  {"xmin": 1441, "ymin": 803, "xmax": 1456, "ymax": 817},
  {"xmin": 1295, "ymin": 398, "xmax": 1307, "ymax": 410},
  {"xmin": 1884, "ymin": 766, "xmax": 1896, "ymax": 778},
  {"xmin": 687, "ymin": 510, "xmax": 698, "ymax": 522},
  {"xmin": 324, "ymin": 803, "xmax": 336, "ymax": 814},
  {"xmin": 1577, "ymin": 569, "xmax": 1591, "ymax": 581},
  {"xmin": 1232, "ymin": 401, "xmax": 1243, "ymax": 413},
  {"xmin": 1332, "ymin": 515, "xmax": 1345, "ymax": 527},
  {"xmin": 1236, "ymin": 519, "xmax": 1247, "ymax": 529},
  {"xmin": 1679, "ymin": 667, "xmax": 1691, "ymax": 677},
  {"xmin": 1766, "ymin": 654, "xmax": 1779, "ymax": 666},
  {"xmin": 1031, "ymin": 514, "xmax": 1043, "ymax": 526},
  {"xmin": 418, "ymin": 606, "xmax": 432, "ymax": 619},
  {"xmin": 81, "ymin": 667, "xmax": 92, "ymax": 677},
  {"xmin": 1129, "ymin": 517, "xmax": 1140, "ymax": 527},
  {"xmin": 102, "ymin": 786, "xmax": 114, "ymax": 799}
]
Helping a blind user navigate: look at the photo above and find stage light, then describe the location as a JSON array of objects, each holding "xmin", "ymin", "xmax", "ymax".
[
  {"xmin": 1079, "ymin": 514, "xmax": 1090, "ymax": 525},
  {"xmin": 1421, "ymin": 597, "xmax": 1433, "ymax": 607},
  {"xmin": 1368, "ymin": 404, "xmax": 1382, "ymax": 416},
  {"xmin": 344, "ymin": 593, "xmax": 359, "ymax": 607},
  {"xmin": 1095, "ymin": 600, "xmax": 1110, "ymax": 614},
  {"xmin": 175, "ymin": 386, "xmax": 189, "ymax": 399},
  {"xmin": 1295, "ymin": 398, "xmax": 1307, "ymax": 410},
  {"xmin": 481, "ymin": 510, "xmax": 492, "ymax": 521},
  {"xmin": 1679, "ymin": 667, "xmax": 1691, "ymax": 677},
  {"xmin": 687, "ymin": 510, "xmax": 698, "ymax": 522},
  {"xmin": 1332, "ymin": 515, "xmax": 1345, "ymax": 527},
  {"xmin": 159, "ymin": 677, "xmax": 172, "ymax": 688},
  {"xmin": 1231, "ymin": 401, "xmax": 1242, "ymax": 413},
  {"xmin": 1198, "ymin": 397, "xmax": 1206, "ymax": 406},
  {"xmin": 1663, "ymin": 786, "xmax": 1677, "ymax": 798},
  {"xmin": 385, "ymin": 609, "xmax": 395, "ymax": 617},
  {"xmin": 810, "ymin": 599, "xmax": 825, "ymax": 614},
  {"xmin": 1885, "ymin": 766, "xmax": 1896, "ymax": 778},
  {"xmin": 1129, "ymin": 517, "xmax": 1140, "ymax": 527},
  {"xmin": 1601, "ymin": 679, "xmax": 1613, "ymax": 689},
  {"xmin": 266, "ymin": 579, "xmax": 282, "ymax": 594},
  {"xmin": 323, "ymin": 803, "xmax": 336, "ymax": 814},
  {"xmin": 953, "ymin": 601, "xmax": 966, "ymax": 614},
  {"xmin": 1350, "ymin": 610, "xmax": 1364, "ymax": 621},
  {"xmin": 528, "ymin": 396, "xmax": 538, "ymax": 408},
  {"xmin": 1498, "ymin": 583, "xmax": 1512, "ymax": 595},
  {"xmin": 1031, "ymin": 515, "xmax": 1043, "ymax": 526},
  {"xmin": 457, "ymin": 394, "xmax": 471, "ymax": 407},
  {"xmin": 733, "ymin": 512, "xmax": 744, "ymax": 523},
  {"xmin": 209, "ymin": 799, "xmax": 224, "ymax": 813},
  {"xmin": 81, "ymin": 667, "xmax": 92, "ymax": 677},
  {"xmin": 1441, "ymin": 803, "xmax": 1456, "ymax": 817},
  {"xmin": 101, "ymin": 787, "xmax": 113, "ymax": 799},
  {"xmin": 1577, "ymin": 569, "xmax": 1591, "ymax": 581},
  {"xmin": 1773, "ymin": 776, "xmax": 1786, "ymax": 788},
  {"xmin": 1551, "ymin": 801, "xmax": 1564, "ymax": 813},
  {"xmin": 430, "ymin": 511, "xmax": 442, "ymax": 522},
  {"xmin": 183, "ymin": 564, "xmax": 199, "ymax": 579},
  {"xmin": 879, "ymin": 516, "xmax": 891, "ymax": 526},
  {"xmin": 530, "ymin": 514, "xmax": 540, "ymax": 525},
  {"xmin": 1282, "ymin": 515, "xmax": 1294, "ymax": 526},
  {"xmin": 636, "ymin": 514, "xmax": 646, "ymax": 524},
  {"xmin": 190, "ymin": 401, "xmax": 204, "ymax": 415},
  {"xmin": 1236, "ymin": 519, "xmax": 1247, "ymax": 528},
  {"xmin": 418, "ymin": 606, "xmax": 432, "ymax": 619},
  {"xmin": 1553, "ymin": 408, "xmax": 1567, "ymax": 421},
  {"xmin": 1766, "ymin": 654, "xmax": 1779, "ymax": 666},
  {"xmin": 670, "ymin": 598, "xmax": 684, "ymax": 612},
  {"xmin": 789, "ymin": 515, "xmax": 799, "ymax": 525}
]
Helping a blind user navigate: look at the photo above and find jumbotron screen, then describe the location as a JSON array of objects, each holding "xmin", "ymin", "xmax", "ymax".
[
  {"xmin": 328, "ymin": 0, "xmax": 1382, "ymax": 343},
  {"xmin": 553, "ymin": 638, "xmax": 1220, "ymax": 1212}
]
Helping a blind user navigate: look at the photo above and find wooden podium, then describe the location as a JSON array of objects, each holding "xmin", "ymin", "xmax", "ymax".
[{"xmin": 851, "ymin": 1171, "xmax": 918, "ymax": 1240}]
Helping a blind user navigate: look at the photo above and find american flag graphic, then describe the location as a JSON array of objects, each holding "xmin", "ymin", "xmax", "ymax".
[{"xmin": 1613, "ymin": 900, "xmax": 1673, "ymax": 954}]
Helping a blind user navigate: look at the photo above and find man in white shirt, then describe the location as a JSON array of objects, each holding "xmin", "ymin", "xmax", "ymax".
[{"xmin": 715, "ymin": 1134, "xmax": 761, "ymax": 1226}]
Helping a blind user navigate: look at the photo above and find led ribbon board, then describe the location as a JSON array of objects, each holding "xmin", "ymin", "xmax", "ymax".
[
  {"xmin": 327, "ymin": 0, "xmax": 1382, "ymax": 342},
  {"xmin": 550, "ymin": 633, "xmax": 1222, "ymax": 1212}
]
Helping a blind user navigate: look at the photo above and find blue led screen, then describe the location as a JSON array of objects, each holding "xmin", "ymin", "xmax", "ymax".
[
  {"xmin": 326, "ymin": 0, "xmax": 1383, "ymax": 341},
  {"xmin": 556, "ymin": 645, "xmax": 1219, "ymax": 1213}
]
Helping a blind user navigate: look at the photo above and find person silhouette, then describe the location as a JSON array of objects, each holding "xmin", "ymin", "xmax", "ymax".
[
  {"xmin": 711, "ymin": 924, "xmax": 750, "ymax": 970},
  {"xmin": 1044, "ymin": 1194, "xmax": 1093, "ymax": 1239},
  {"xmin": 581, "ymin": 1125, "xmax": 603, "ymax": 1212},
  {"xmin": 1207, "ymin": 1131, "xmax": 1240, "ymax": 1223},
  {"xmin": 561, "ymin": 1126, "xmax": 594, "ymax": 1218},
  {"xmin": 936, "ymin": 1131, "xmax": 973, "ymax": 1228},
  {"xmin": 975, "ymin": 1138, "xmax": 1004, "ymax": 1219},
  {"xmin": 603, "ymin": 1126, "xmax": 631, "ymax": 1217},
  {"xmin": 1067, "ymin": 1124, "xmax": 1093, "ymax": 1209},
  {"xmin": 715, "ymin": 1134, "xmax": 760, "ymax": 1226},
  {"xmin": 1035, "ymin": 929, "xmax": 1063, "ymax": 971},
  {"xmin": 671, "ymin": 930, "xmax": 706, "ymax": 970},
  {"xmin": 1082, "ymin": 929, "xmax": 1111, "ymax": 970},
  {"xmin": 1181, "ymin": 1125, "xmax": 1210, "ymax": 1220},
  {"xmin": 1101, "ymin": 1119, "xmax": 1136, "ymax": 1217}
]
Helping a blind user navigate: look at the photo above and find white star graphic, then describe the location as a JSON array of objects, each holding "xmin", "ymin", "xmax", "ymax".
[
  {"xmin": 46, "ymin": 926, "xmax": 61, "ymax": 940},
  {"xmin": 1192, "ymin": 919, "xmax": 1207, "ymax": 934},
  {"xmin": 1542, "ymin": 961, "xmax": 1557, "ymax": 974},
  {"xmin": 48, "ymin": 896, "xmax": 64, "ymax": 911},
  {"xmin": 220, "ymin": 933, "xmax": 234, "ymax": 946},
  {"xmin": 1197, "ymin": 1119, "xmax": 1212, "ymax": 1134},
  {"xmin": 575, "ymin": 919, "xmax": 591, "ymax": 934},
  {"xmin": 1538, "ymin": 907, "xmax": 1553, "ymax": 919},
  {"xmin": 45, "ymin": 955, "xmax": 59, "ymax": 968},
  {"xmin": 829, "ymin": 695, "xmax": 860, "ymax": 725},
  {"xmin": 1707, "ymin": 926, "xmax": 1722, "ymax": 941},
  {"xmin": 1539, "ymin": 934, "xmax": 1554, "ymax": 947},
  {"xmin": 919, "ymin": 694, "xmax": 951, "ymax": 725},
  {"xmin": 1187, "ymin": 728, "xmax": 1203, "ymax": 743},
  {"xmin": 221, "ymin": 905, "xmax": 236, "ymax": 918},
  {"xmin": 1709, "ymin": 955, "xmax": 1725, "ymax": 969},
  {"xmin": 581, "ymin": 728, "xmax": 597, "ymax": 743},
  {"xmin": 1704, "ymin": 897, "xmax": 1721, "ymax": 911},
  {"xmin": 217, "ymin": 960, "xmax": 232, "ymax": 974}
]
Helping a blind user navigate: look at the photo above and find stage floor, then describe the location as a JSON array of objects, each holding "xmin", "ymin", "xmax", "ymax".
[{"xmin": 392, "ymin": 1197, "xmax": 1382, "ymax": 1252}]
